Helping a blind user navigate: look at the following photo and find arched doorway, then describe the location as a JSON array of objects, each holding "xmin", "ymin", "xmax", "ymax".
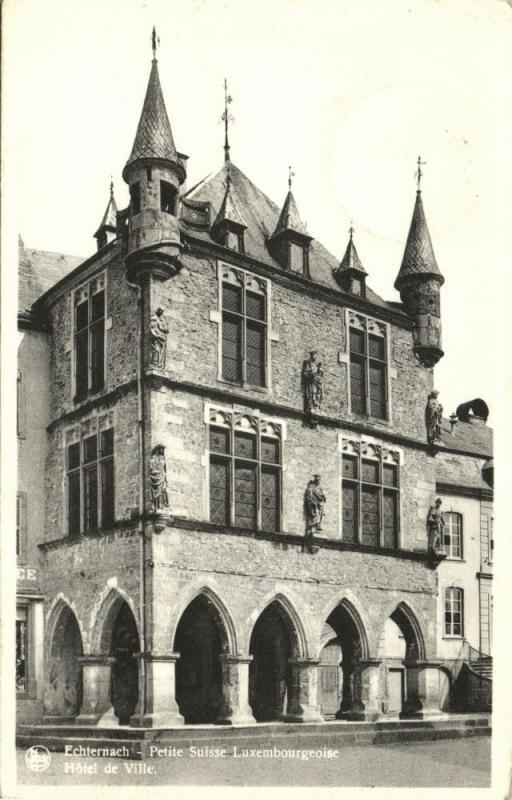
[
  {"xmin": 109, "ymin": 601, "xmax": 140, "ymax": 725},
  {"xmin": 318, "ymin": 602, "xmax": 367, "ymax": 719},
  {"xmin": 249, "ymin": 601, "xmax": 299, "ymax": 722},
  {"xmin": 46, "ymin": 603, "xmax": 83, "ymax": 718},
  {"xmin": 379, "ymin": 604, "xmax": 425, "ymax": 716},
  {"xmin": 174, "ymin": 595, "xmax": 228, "ymax": 724}
]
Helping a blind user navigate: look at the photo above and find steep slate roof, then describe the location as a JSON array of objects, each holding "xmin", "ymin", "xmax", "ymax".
[
  {"xmin": 336, "ymin": 233, "xmax": 367, "ymax": 276},
  {"xmin": 18, "ymin": 238, "xmax": 84, "ymax": 312},
  {"xmin": 124, "ymin": 59, "xmax": 178, "ymax": 174},
  {"xmin": 439, "ymin": 418, "xmax": 493, "ymax": 457},
  {"xmin": 394, "ymin": 191, "xmax": 443, "ymax": 290},
  {"xmin": 185, "ymin": 161, "xmax": 391, "ymax": 308},
  {"xmin": 271, "ymin": 190, "xmax": 310, "ymax": 238}
]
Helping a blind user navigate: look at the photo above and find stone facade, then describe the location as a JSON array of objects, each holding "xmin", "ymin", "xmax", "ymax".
[{"xmin": 17, "ymin": 51, "xmax": 493, "ymax": 729}]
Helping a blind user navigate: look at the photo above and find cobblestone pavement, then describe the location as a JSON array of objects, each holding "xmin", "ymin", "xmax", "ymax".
[{"xmin": 15, "ymin": 736, "xmax": 491, "ymax": 788}]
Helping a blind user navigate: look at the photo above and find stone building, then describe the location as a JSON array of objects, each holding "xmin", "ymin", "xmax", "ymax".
[{"xmin": 17, "ymin": 45, "xmax": 493, "ymax": 727}]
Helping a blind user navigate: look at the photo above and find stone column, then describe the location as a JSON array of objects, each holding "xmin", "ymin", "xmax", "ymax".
[
  {"xmin": 343, "ymin": 658, "xmax": 383, "ymax": 721},
  {"xmin": 284, "ymin": 658, "xmax": 324, "ymax": 723},
  {"xmin": 75, "ymin": 656, "xmax": 116, "ymax": 726},
  {"xmin": 402, "ymin": 660, "xmax": 443, "ymax": 719},
  {"xmin": 216, "ymin": 655, "xmax": 256, "ymax": 725},
  {"xmin": 130, "ymin": 653, "xmax": 184, "ymax": 728}
]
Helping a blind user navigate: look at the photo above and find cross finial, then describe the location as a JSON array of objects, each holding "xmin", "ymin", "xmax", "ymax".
[
  {"xmin": 221, "ymin": 79, "xmax": 234, "ymax": 162},
  {"xmin": 415, "ymin": 155, "xmax": 427, "ymax": 191},
  {"xmin": 152, "ymin": 27, "xmax": 160, "ymax": 60},
  {"xmin": 288, "ymin": 166, "xmax": 295, "ymax": 190}
]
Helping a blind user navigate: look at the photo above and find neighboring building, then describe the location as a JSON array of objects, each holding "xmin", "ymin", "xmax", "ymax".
[{"xmin": 17, "ymin": 44, "xmax": 493, "ymax": 728}]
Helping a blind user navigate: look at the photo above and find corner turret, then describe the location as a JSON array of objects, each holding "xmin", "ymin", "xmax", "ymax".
[
  {"xmin": 122, "ymin": 34, "xmax": 187, "ymax": 282},
  {"xmin": 395, "ymin": 166, "xmax": 444, "ymax": 368}
]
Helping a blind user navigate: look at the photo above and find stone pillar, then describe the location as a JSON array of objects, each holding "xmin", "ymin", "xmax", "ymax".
[
  {"xmin": 284, "ymin": 658, "xmax": 324, "ymax": 723},
  {"xmin": 402, "ymin": 660, "xmax": 443, "ymax": 719},
  {"xmin": 343, "ymin": 658, "xmax": 383, "ymax": 721},
  {"xmin": 216, "ymin": 655, "xmax": 256, "ymax": 725},
  {"xmin": 130, "ymin": 653, "xmax": 184, "ymax": 728},
  {"xmin": 75, "ymin": 656, "xmax": 116, "ymax": 726}
]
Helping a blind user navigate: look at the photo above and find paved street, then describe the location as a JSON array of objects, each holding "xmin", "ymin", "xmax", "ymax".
[{"xmin": 16, "ymin": 736, "xmax": 491, "ymax": 788}]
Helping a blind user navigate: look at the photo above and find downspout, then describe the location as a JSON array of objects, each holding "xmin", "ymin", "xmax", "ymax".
[{"xmin": 126, "ymin": 275, "xmax": 146, "ymax": 722}]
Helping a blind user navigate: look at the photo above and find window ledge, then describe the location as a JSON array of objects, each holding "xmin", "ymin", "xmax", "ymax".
[
  {"xmin": 443, "ymin": 557, "xmax": 465, "ymax": 563},
  {"xmin": 217, "ymin": 378, "xmax": 269, "ymax": 395},
  {"xmin": 443, "ymin": 635, "xmax": 464, "ymax": 640}
]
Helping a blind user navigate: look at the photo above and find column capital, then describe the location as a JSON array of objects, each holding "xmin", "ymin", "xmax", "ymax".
[
  {"xmin": 135, "ymin": 651, "xmax": 180, "ymax": 662},
  {"xmin": 356, "ymin": 658, "xmax": 382, "ymax": 667},
  {"xmin": 78, "ymin": 655, "xmax": 116, "ymax": 666},
  {"xmin": 403, "ymin": 659, "xmax": 441, "ymax": 669},
  {"xmin": 219, "ymin": 654, "xmax": 253, "ymax": 665},
  {"xmin": 288, "ymin": 658, "xmax": 321, "ymax": 668}
]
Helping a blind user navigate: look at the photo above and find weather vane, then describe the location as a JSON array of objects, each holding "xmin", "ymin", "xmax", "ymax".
[
  {"xmin": 415, "ymin": 156, "xmax": 427, "ymax": 191},
  {"xmin": 288, "ymin": 166, "xmax": 295, "ymax": 190},
  {"xmin": 221, "ymin": 79, "xmax": 234, "ymax": 163},
  {"xmin": 152, "ymin": 26, "xmax": 160, "ymax": 60}
]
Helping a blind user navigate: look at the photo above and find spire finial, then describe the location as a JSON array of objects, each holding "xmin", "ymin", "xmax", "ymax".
[
  {"xmin": 110, "ymin": 176, "xmax": 114, "ymax": 196},
  {"xmin": 415, "ymin": 155, "xmax": 427, "ymax": 192},
  {"xmin": 226, "ymin": 162, "xmax": 231, "ymax": 189},
  {"xmin": 349, "ymin": 220, "xmax": 354, "ymax": 240},
  {"xmin": 152, "ymin": 26, "xmax": 160, "ymax": 61},
  {"xmin": 222, "ymin": 79, "xmax": 234, "ymax": 162},
  {"xmin": 288, "ymin": 165, "xmax": 295, "ymax": 191}
]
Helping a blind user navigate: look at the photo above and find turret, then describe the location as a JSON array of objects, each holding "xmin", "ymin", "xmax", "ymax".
[
  {"xmin": 122, "ymin": 34, "xmax": 187, "ymax": 281},
  {"xmin": 267, "ymin": 169, "xmax": 312, "ymax": 278},
  {"xmin": 394, "ymin": 166, "xmax": 444, "ymax": 368},
  {"xmin": 94, "ymin": 181, "xmax": 118, "ymax": 251}
]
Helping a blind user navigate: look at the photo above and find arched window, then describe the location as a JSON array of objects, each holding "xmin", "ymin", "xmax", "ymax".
[
  {"xmin": 444, "ymin": 587, "xmax": 464, "ymax": 637},
  {"xmin": 444, "ymin": 512, "xmax": 463, "ymax": 559}
]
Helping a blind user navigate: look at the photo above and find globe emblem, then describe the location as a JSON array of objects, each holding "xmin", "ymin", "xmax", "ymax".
[{"xmin": 25, "ymin": 745, "xmax": 51, "ymax": 772}]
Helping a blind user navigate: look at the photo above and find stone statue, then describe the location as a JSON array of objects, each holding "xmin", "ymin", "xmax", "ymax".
[
  {"xmin": 304, "ymin": 474, "xmax": 326, "ymax": 536},
  {"xmin": 426, "ymin": 390, "xmax": 443, "ymax": 445},
  {"xmin": 427, "ymin": 497, "xmax": 445, "ymax": 555},
  {"xmin": 149, "ymin": 307, "xmax": 170, "ymax": 369},
  {"xmin": 149, "ymin": 445, "xmax": 169, "ymax": 512},
  {"xmin": 302, "ymin": 351, "xmax": 324, "ymax": 415}
]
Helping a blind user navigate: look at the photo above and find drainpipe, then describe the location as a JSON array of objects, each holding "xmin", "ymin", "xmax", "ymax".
[{"xmin": 126, "ymin": 275, "xmax": 146, "ymax": 722}]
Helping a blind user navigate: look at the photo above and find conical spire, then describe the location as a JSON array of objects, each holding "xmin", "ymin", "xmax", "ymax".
[
  {"xmin": 123, "ymin": 57, "xmax": 181, "ymax": 181},
  {"xmin": 395, "ymin": 190, "xmax": 443, "ymax": 290},
  {"xmin": 213, "ymin": 169, "xmax": 247, "ymax": 230},
  {"xmin": 336, "ymin": 226, "xmax": 367, "ymax": 276},
  {"xmin": 94, "ymin": 182, "xmax": 118, "ymax": 248}
]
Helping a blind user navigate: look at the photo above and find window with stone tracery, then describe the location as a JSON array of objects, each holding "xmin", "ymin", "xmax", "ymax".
[
  {"xmin": 66, "ymin": 415, "xmax": 115, "ymax": 535},
  {"xmin": 73, "ymin": 274, "xmax": 106, "ymax": 401},
  {"xmin": 220, "ymin": 265, "xmax": 268, "ymax": 388},
  {"xmin": 341, "ymin": 438, "xmax": 400, "ymax": 548},
  {"xmin": 208, "ymin": 409, "xmax": 282, "ymax": 532},
  {"xmin": 348, "ymin": 312, "xmax": 388, "ymax": 420}
]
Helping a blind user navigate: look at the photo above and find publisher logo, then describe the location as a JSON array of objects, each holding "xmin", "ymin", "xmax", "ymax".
[{"xmin": 25, "ymin": 745, "xmax": 51, "ymax": 772}]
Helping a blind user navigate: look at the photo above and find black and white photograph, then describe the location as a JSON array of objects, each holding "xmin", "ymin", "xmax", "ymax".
[{"xmin": 1, "ymin": 0, "xmax": 511, "ymax": 797}]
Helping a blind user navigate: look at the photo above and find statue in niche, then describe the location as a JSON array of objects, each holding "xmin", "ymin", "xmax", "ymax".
[
  {"xmin": 302, "ymin": 350, "xmax": 324, "ymax": 421},
  {"xmin": 149, "ymin": 445, "xmax": 169, "ymax": 512},
  {"xmin": 304, "ymin": 474, "xmax": 326, "ymax": 536},
  {"xmin": 426, "ymin": 390, "xmax": 443, "ymax": 445},
  {"xmin": 427, "ymin": 498, "xmax": 445, "ymax": 555},
  {"xmin": 149, "ymin": 307, "xmax": 169, "ymax": 369}
]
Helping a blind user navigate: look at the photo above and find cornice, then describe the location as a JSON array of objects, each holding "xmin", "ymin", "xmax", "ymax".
[{"xmin": 436, "ymin": 482, "xmax": 493, "ymax": 501}]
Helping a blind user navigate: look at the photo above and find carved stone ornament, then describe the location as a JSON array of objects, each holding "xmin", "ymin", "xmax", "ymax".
[
  {"xmin": 149, "ymin": 307, "xmax": 170, "ymax": 369},
  {"xmin": 149, "ymin": 445, "xmax": 169, "ymax": 512},
  {"xmin": 427, "ymin": 497, "xmax": 446, "ymax": 555},
  {"xmin": 426, "ymin": 390, "xmax": 443, "ymax": 446},
  {"xmin": 301, "ymin": 350, "xmax": 324, "ymax": 425},
  {"xmin": 304, "ymin": 474, "xmax": 326, "ymax": 536}
]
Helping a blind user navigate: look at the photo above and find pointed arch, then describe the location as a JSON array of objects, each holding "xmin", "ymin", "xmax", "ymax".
[
  {"xmin": 171, "ymin": 585, "xmax": 238, "ymax": 655},
  {"xmin": 318, "ymin": 593, "xmax": 371, "ymax": 659},
  {"xmin": 380, "ymin": 600, "xmax": 426, "ymax": 661},
  {"xmin": 44, "ymin": 596, "xmax": 84, "ymax": 719},
  {"xmin": 247, "ymin": 592, "xmax": 308, "ymax": 659},
  {"xmin": 90, "ymin": 587, "xmax": 139, "ymax": 655},
  {"xmin": 46, "ymin": 596, "xmax": 85, "ymax": 657}
]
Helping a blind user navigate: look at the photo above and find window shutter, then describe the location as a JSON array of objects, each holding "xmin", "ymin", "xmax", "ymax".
[{"xmin": 16, "ymin": 493, "xmax": 27, "ymax": 558}]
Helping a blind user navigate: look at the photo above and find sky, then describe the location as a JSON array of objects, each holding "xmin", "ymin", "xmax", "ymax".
[{"xmin": 3, "ymin": 0, "xmax": 512, "ymax": 420}]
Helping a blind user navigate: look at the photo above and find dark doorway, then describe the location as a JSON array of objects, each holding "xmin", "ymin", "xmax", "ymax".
[
  {"xmin": 249, "ymin": 603, "xmax": 294, "ymax": 722},
  {"xmin": 175, "ymin": 595, "xmax": 226, "ymax": 724},
  {"xmin": 47, "ymin": 605, "xmax": 83, "ymax": 718},
  {"xmin": 110, "ymin": 602, "xmax": 140, "ymax": 725},
  {"xmin": 318, "ymin": 603, "xmax": 365, "ymax": 718}
]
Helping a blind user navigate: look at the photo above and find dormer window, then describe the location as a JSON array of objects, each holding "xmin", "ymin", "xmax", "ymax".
[
  {"xmin": 290, "ymin": 243, "xmax": 306, "ymax": 274},
  {"xmin": 161, "ymin": 180, "xmax": 177, "ymax": 215},
  {"xmin": 130, "ymin": 183, "xmax": 141, "ymax": 215},
  {"xmin": 226, "ymin": 230, "xmax": 244, "ymax": 253}
]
